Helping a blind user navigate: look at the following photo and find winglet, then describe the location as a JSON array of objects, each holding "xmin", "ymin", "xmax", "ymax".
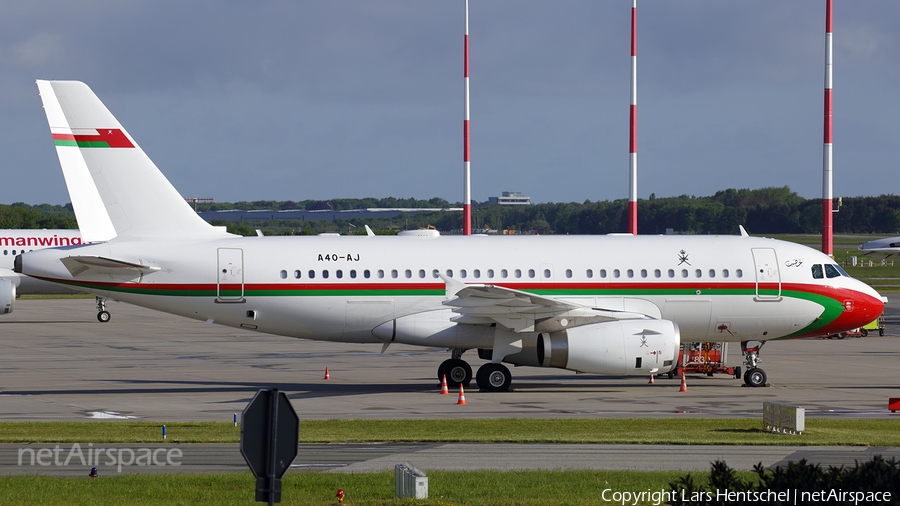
[
  {"xmin": 439, "ymin": 273, "xmax": 467, "ymax": 298},
  {"xmin": 739, "ymin": 225, "xmax": 749, "ymax": 237}
]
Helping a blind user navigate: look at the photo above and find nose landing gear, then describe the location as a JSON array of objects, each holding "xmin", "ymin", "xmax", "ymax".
[{"xmin": 741, "ymin": 341, "xmax": 767, "ymax": 387}]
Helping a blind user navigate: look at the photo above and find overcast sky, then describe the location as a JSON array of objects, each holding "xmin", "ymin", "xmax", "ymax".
[{"xmin": 1, "ymin": 1, "xmax": 898, "ymax": 206}]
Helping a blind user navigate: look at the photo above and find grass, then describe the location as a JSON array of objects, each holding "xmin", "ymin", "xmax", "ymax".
[
  {"xmin": 3, "ymin": 419, "xmax": 900, "ymax": 447},
  {"xmin": 0, "ymin": 469, "xmax": 755, "ymax": 506}
]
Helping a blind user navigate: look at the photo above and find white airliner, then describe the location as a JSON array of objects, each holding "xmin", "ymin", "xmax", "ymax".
[
  {"xmin": 16, "ymin": 81, "xmax": 885, "ymax": 391},
  {"xmin": 0, "ymin": 229, "xmax": 82, "ymax": 314},
  {"xmin": 859, "ymin": 237, "xmax": 900, "ymax": 258}
]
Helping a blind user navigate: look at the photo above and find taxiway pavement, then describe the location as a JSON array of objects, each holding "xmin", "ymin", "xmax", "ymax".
[
  {"xmin": 2, "ymin": 299, "xmax": 898, "ymax": 422},
  {"xmin": 1, "ymin": 298, "xmax": 898, "ymax": 476}
]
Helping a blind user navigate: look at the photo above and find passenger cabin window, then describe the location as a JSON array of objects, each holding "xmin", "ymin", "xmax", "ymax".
[
  {"xmin": 474, "ymin": 269, "xmax": 481, "ymax": 278},
  {"xmin": 308, "ymin": 270, "xmax": 315, "ymax": 279},
  {"xmin": 294, "ymin": 270, "xmax": 301, "ymax": 279},
  {"xmin": 405, "ymin": 269, "xmax": 412, "ymax": 279},
  {"xmin": 668, "ymin": 269, "xmax": 675, "ymax": 278},
  {"xmin": 336, "ymin": 270, "xmax": 343, "ymax": 279},
  {"xmin": 501, "ymin": 269, "xmax": 508, "ymax": 278},
  {"xmin": 736, "ymin": 269, "xmax": 743, "ymax": 278},
  {"xmin": 586, "ymin": 269, "xmax": 593, "ymax": 278},
  {"xmin": 528, "ymin": 269, "xmax": 535, "ymax": 278},
  {"xmin": 515, "ymin": 269, "xmax": 522, "ymax": 278},
  {"xmin": 695, "ymin": 269, "xmax": 702, "ymax": 278},
  {"xmin": 812, "ymin": 264, "xmax": 824, "ymax": 279},
  {"xmin": 627, "ymin": 269, "xmax": 634, "ymax": 278},
  {"xmin": 708, "ymin": 269, "xmax": 715, "ymax": 278},
  {"xmin": 614, "ymin": 269, "xmax": 621, "ymax": 278},
  {"xmin": 600, "ymin": 269, "xmax": 607, "ymax": 278},
  {"xmin": 446, "ymin": 269, "xmax": 453, "ymax": 277},
  {"xmin": 641, "ymin": 269, "xmax": 648, "ymax": 278},
  {"xmin": 654, "ymin": 269, "xmax": 661, "ymax": 278},
  {"xmin": 364, "ymin": 269, "xmax": 371, "ymax": 279},
  {"xmin": 322, "ymin": 270, "xmax": 329, "ymax": 279},
  {"xmin": 350, "ymin": 270, "xmax": 357, "ymax": 279},
  {"xmin": 545, "ymin": 269, "xmax": 552, "ymax": 278},
  {"xmin": 432, "ymin": 269, "xmax": 440, "ymax": 279},
  {"xmin": 418, "ymin": 269, "xmax": 425, "ymax": 278},
  {"xmin": 681, "ymin": 269, "xmax": 688, "ymax": 278},
  {"xmin": 487, "ymin": 269, "xmax": 494, "ymax": 278},
  {"xmin": 565, "ymin": 269, "xmax": 572, "ymax": 278},
  {"xmin": 460, "ymin": 269, "xmax": 467, "ymax": 278},
  {"xmin": 280, "ymin": 270, "xmax": 287, "ymax": 279},
  {"xmin": 722, "ymin": 269, "xmax": 729, "ymax": 278},
  {"xmin": 378, "ymin": 269, "xmax": 385, "ymax": 278},
  {"xmin": 391, "ymin": 269, "xmax": 398, "ymax": 278}
]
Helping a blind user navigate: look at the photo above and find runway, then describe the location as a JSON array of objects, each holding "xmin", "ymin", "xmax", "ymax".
[{"xmin": 2, "ymin": 299, "xmax": 898, "ymax": 422}]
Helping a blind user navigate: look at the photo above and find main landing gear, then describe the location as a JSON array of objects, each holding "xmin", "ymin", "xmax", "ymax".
[
  {"xmin": 741, "ymin": 341, "xmax": 767, "ymax": 387},
  {"xmin": 96, "ymin": 297, "xmax": 111, "ymax": 323},
  {"xmin": 437, "ymin": 349, "xmax": 513, "ymax": 392}
]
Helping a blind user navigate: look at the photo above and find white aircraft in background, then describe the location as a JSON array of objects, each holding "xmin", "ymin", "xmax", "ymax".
[
  {"xmin": 859, "ymin": 237, "xmax": 900, "ymax": 258},
  {"xmin": 17, "ymin": 80, "xmax": 884, "ymax": 391},
  {"xmin": 0, "ymin": 229, "xmax": 82, "ymax": 314}
]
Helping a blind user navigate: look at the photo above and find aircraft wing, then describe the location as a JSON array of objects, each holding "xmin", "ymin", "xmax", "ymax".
[
  {"xmin": 441, "ymin": 276, "xmax": 651, "ymax": 333},
  {"xmin": 61, "ymin": 256, "xmax": 160, "ymax": 282}
]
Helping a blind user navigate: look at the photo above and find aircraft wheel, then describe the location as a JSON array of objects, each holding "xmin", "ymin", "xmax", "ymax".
[
  {"xmin": 837, "ymin": 333, "xmax": 846, "ymax": 340},
  {"xmin": 476, "ymin": 363, "xmax": 511, "ymax": 392},
  {"xmin": 439, "ymin": 359, "xmax": 471, "ymax": 388},
  {"xmin": 733, "ymin": 366, "xmax": 741, "ymax": 380},
  {"xmin": 744, "ymin": 368, "xmax": 767, "ymax": 388},
  {"xmin": 880, "ymin": 328, "xmax": 885, "ymax": 337},
  {"xmin": 861, "ymin": 329, "xmax": 868, "ymax": 337},
  {"xmin": 97, "ymin": 311, "xmax": 111, "ymax": 323}
]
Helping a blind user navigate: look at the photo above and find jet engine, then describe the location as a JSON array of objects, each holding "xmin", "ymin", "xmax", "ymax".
[
  {"xmin": 502, "ymin": 319, "xmax": 680, "ymax": 375},
  {"xmin": 0, "ymin": 278, "xmax": 16, "ymax": 314}
]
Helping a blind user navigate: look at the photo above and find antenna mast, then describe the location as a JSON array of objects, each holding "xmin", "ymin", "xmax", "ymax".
[
  {"xmin": 463, "ymin": 0, "xmax": 472, "ymax": 235},
  {"xmin": 822, "ymin": 0, "xmax": 833, "ymax": 255},
  {"xmin": 628, "ymin": 0, "xmax": 638, "ymax": 234}
]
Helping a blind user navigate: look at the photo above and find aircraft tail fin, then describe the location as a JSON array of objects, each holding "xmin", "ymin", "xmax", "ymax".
[{"xmin": 36, "ymin": 80, "xmax": 227, "ymax": 242}]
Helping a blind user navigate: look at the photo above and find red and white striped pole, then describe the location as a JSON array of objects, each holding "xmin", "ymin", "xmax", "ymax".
[
  {"xmin": 822, "ymin": 0, "xmax": 833, "ymax": 256},
  {"xmin": 628, "ymin": 0, "xmax": 638, "ymax": 235},
  {"xmin": 463, "ymin": 0, "xmax": 472, "ymax": 235}
]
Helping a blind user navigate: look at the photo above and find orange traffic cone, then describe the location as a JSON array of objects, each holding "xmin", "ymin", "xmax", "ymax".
[
  {"xmin": 440, "ymin": 375, "xmax": 450, "ymax": 394},
  {"xmin": 324, "ymin": 367, "xmax": 331, "ymax": 380},
  {"xmin": 648, "ymin": 374, "xmax": 655, "ymax": 384},
  {"xmin": 456, "ymin": 384, "xmax": 467, "ymax": 405},
  {"xmin": 679, "ymin": 373, "xmax": 688, "ymax": 392}
]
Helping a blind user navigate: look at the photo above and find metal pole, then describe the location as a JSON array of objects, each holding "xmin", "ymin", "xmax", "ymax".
[
  {"xmin": 463, "ymin": 0, "xmax": 472, "ymax": 235},
  {"xmin": 628, "ymin": 0, "xmax": 638, "ymax": 235},
  {"xmin": 822, "ymin": 0, "xmax": 833, "ymax": 256},
  {"xmin": 268, "ymin": 389, "xmax": 279, "ymax": 506}
]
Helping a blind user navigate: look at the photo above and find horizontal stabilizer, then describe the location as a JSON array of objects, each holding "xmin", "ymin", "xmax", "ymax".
[{"xmin": 61, "ymin": 256, "xmax": 160, "ymax": 282}]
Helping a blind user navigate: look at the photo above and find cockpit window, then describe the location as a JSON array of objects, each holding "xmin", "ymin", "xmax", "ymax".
[
  {"xmin": 824, "ymin": 264, "xmax": 842, "ymax": 278},
  {"xmin": 811, "ymin": 264, "xmax": 824, "ymax": 279},
  {"xmin": 832, "ymin": 264, "xmax": 849, "ymax": 277}
]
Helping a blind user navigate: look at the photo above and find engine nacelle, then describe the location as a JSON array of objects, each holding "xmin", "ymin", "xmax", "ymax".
[
  {"xmin": 0, "ymin": 278, "xmax": 16, "ymax": 314},
  {"xmin": 503, "ymin": 320, "xmax": 680, "ymax": 375}
]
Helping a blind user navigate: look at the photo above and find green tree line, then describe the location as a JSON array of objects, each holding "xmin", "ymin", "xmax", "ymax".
[{"xmin": 7, "ymin": 187, "xmax": 900, "ymax": 235}]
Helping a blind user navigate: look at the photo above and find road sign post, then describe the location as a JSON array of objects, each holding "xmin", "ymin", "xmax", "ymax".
[{"xmin": 240, "ymin": 388, "xmax": 299, "ymax": 505}]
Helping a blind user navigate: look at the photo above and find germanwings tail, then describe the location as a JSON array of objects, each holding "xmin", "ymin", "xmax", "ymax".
[{"xmin": 36, "ymin": 80, "xmax": 227, "ymax": 242}]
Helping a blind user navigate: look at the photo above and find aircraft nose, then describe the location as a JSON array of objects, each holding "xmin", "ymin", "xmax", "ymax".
[{"xmin": 844, "ymin": 285, "xmax": 885, "ymax": 328}]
